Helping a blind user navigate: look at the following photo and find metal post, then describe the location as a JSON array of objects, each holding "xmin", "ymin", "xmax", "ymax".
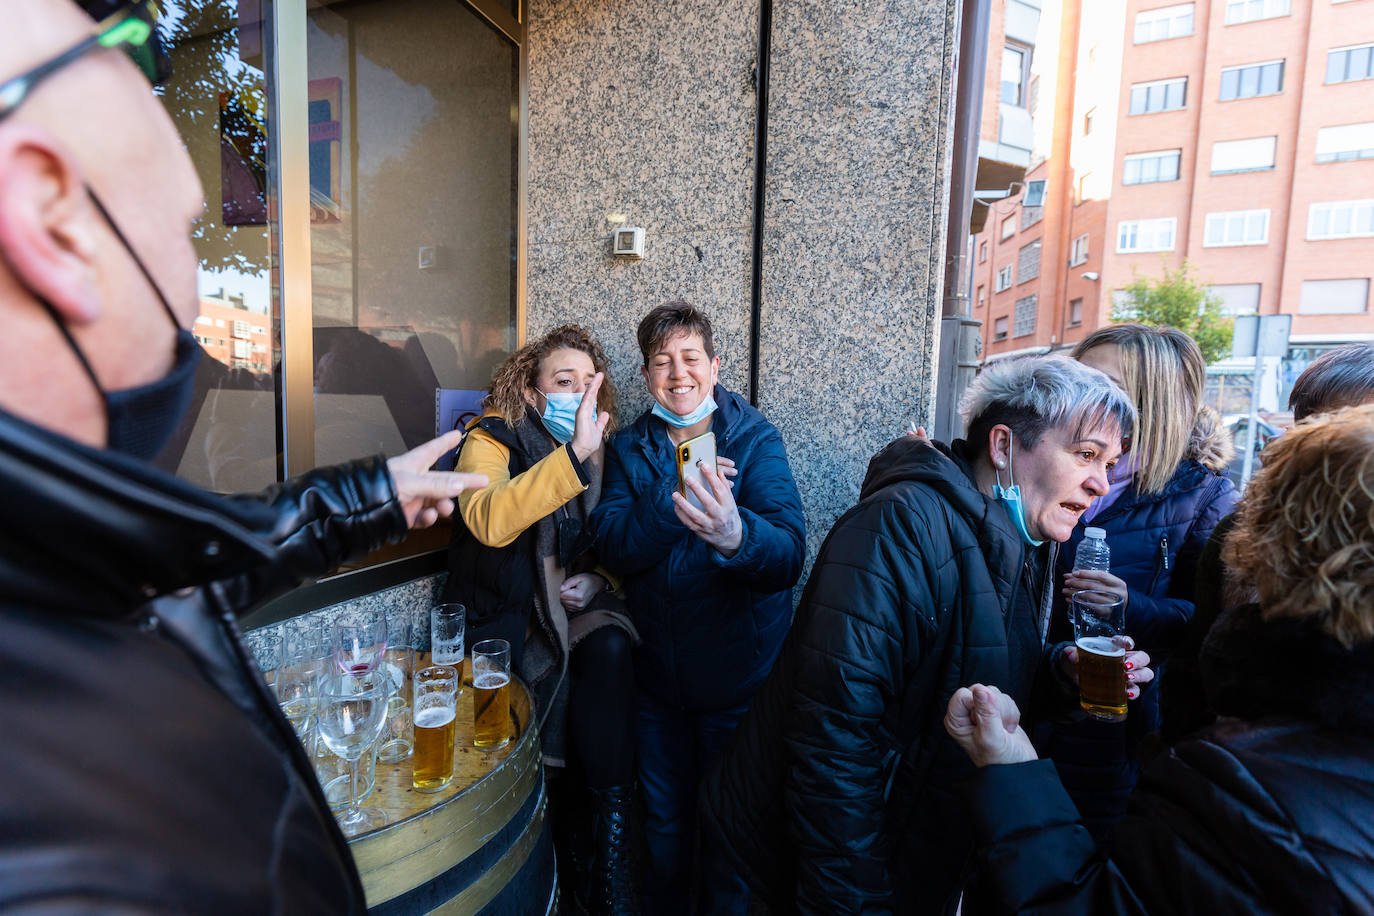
[{"xmin": 1240, "ymin": 350, "xmax": 1263, "ymax": 487}]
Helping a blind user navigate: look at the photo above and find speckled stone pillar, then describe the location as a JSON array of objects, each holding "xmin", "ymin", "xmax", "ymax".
[
  {"xmin": 526, "ymin": 0, "xmax": 956, "ymax": 569},
  {"xmin": 755, "ymin": 0, "xmax": 956, "ymax": 558}
]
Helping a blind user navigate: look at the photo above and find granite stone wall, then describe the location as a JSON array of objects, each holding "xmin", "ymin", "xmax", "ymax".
[{"xmin": 526, "ymin": 0, "xmax": 956, "ymax": 571}]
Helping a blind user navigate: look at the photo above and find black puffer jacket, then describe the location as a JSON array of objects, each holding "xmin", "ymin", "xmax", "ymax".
[
  {"xmin": 0, "ymin": 408, "xmax": 408, "ymax": 912},
  {"xmin": 965, "ymin": 603, "xmax": 1374, "ymax": 915},
  {"xmin": 701, "ymin": 437, "xmax": 1057, "ymax": 915}
]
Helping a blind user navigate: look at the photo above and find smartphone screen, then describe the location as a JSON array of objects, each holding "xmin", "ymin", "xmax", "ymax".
[{"xmin": 675, "ymin": 431, "xmax": 718, "ymax": 511}]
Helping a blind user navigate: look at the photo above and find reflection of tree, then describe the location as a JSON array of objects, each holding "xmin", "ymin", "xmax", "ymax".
[{"xmin": 156, "ymin": 1, "xmax": 270, "ymax": 275}]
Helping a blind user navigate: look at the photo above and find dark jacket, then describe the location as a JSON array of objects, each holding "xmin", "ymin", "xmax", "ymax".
[
  {"xmin": 0, "ymin": 408, "xmax": 408, "ymax": 913},
  {"xmin": 965, "ymin": 603, "xmax": 1374, "ymax": 915},
  {"xmin": 701, "ymin": 437, "xmax": 1058, "ymax": 915},
  {"xmin": 1037, "ymin": 418, "xmax": 1238, "ymax": 840},
  {"xmin": 591, "ymin": 385, "xmax": 805, "ymax": 712}
]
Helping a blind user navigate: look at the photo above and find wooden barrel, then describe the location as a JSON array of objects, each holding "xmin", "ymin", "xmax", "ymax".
[{"xmin": 348, "ymin": 662, "xmax": 556, "ymax": 915}]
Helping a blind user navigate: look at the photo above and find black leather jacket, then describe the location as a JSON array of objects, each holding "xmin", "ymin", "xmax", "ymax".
[{"xmin": 0, "ymin": 408, "xmax": 408, "ymax": 913}]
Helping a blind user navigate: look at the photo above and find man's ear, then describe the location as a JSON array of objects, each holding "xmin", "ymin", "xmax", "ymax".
[{"xmin": 0, "ymin": 125, "xmax": 102, "ymax": 324}]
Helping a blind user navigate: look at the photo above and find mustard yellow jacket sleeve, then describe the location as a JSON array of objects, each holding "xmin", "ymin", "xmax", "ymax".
[{"xmin": 457, "ymin": 424, "xmax": 588, "ymax": 549}]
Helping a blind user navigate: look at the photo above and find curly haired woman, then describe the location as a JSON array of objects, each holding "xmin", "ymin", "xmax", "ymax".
[
  {"xmin": 945, "ymin": 403, "xmax": 1374, "ymax": 914},
  {"xmin": 442, "ymin": 325, "xmax": 637, "ymax": 915}
]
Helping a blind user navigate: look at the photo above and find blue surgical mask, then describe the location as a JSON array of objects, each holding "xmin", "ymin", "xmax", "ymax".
[
  {"xmin": 652, "ymin": 391, "xmax": 718, "ymax": 429},
  {"xmin": 992, "ymin": 440, "xmax": 1045, "ymax": 547},
  {"xmin": 536, "ymin": 391, "xmax": 586, "ymax": 444}
]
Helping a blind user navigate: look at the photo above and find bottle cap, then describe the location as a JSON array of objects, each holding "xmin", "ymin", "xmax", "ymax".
[{"xmin": 1084, "ymin": 527, "xmax": 1107, "ymax": 539}]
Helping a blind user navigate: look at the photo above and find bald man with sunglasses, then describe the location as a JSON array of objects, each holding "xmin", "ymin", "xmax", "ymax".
[{"xmin": 0, "ymin": 2, "xmax": 486, "ymax": 910}]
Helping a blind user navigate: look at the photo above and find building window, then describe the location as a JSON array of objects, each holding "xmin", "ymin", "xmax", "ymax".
[
  {"xmin": 1083, "ymin": 107, "xmax": 1095, "ymax": 136},
  {"xmin": 1308, "ymin": 199, "xmax": 1374, "ymax": 240},
  {"xmin": 1017, "ymin": 240, "xmax": 1042, "ymax": 284},
  {"xmin": 1204, "ymin": 209, "xmax": 1270, "ymax": 247},
  {"xmin": 1210, "ymin": 136, "xmax": 1277, "ymax": 174},
  {"xmin": 1069, "ymin": 298, "xmax": 1084, "ymax": 326},
  {"xmin": 1299, "ymin": 278, "xmax": 1369, "ymax": 314},
  {"xmin": 1135, "ymin": 3, "xmax": 1195, "ymax": 43},
  {"xmin": 1002, "ymin": 44, "xmax": 1032, "ymax": 106},
  {"xmin": 1327, "ymin": 44, "xmax": 1374, "ymax": 84},
  {"xmin": 994, "ymin": 316, "xmax": 1009, "ymax": 341},
  {"xmin": 1122, "ymin": 149, "xmax": 1182, "ymax": 185},
  {"xmin": 979, "ymin": 241, "xmax": 988, "ymax": 263},
  {"xmin": 976, "ymin": 285, "xmax": 986, "ymax": 309},
  {"xmin": 1069, "ymin": 234, "xmax": 1090, "ymax": 266},
  {"xmin": 1207, "ymin": 283, "xmax": 1261, "ymax": 316},
  {"xmin": 1077, "ymin": 171, "xmax": 1092, "ymax": 202},
  {"xmin": 1001, "ymin": 214, "xmax": 1017, "ymax": 240},
  {"xmin": 1219, "ymin": 60, "xmax": 1285, "ymax": 100},
  {"xmin": 1013, "ymin": 295, "xmax": 1038, "ymax": 338},
  {"xmin": 1117, "ymin": 218, "xmax": 1177, "ymax": 253},
  {"xmin": 1316, "ymin": 122, "xmax": 1374, "ymax": 162},
  {"xmin": 1129, "ymin": 77, "xmax": 1187, "ymax": 115},
  {"xmin": 995, "ymin": 265, "xmax": 1014, "ymax": 292},
  {"xmin": 1224, "ymin": 0, "xmax": 1290, "ymax": 25}
]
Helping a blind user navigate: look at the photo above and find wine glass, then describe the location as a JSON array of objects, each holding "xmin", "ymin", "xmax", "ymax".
[
  {"xmin": 316, "ymin": 670, "xmax": 390, "ymax": 837},
  {"xmin": 332, "ymin": 611, "xmax": 388, "ymax": 675}
]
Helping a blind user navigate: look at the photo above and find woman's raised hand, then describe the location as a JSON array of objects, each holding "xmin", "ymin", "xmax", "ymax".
[{"xmin": 572, "ymin": 372, "xmax": 611, "ymax": 463}]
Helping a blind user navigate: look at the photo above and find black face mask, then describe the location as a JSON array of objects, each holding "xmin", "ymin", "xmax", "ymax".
[{"xmin": 37, "ymin": 188, "xmax": 203, "ymax": 461}]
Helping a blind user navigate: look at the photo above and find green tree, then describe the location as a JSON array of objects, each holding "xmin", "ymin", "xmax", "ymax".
[{"xmin": 1112, "ymin": 260, "xmax": 1233, "ymax": 363}]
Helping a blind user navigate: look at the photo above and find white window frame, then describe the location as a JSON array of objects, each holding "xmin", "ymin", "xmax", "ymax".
[
  {"xmin": 1129, "ymin": 77, "xmax": 1188, "ymax": 115},
  {"xmin": 1307, "ymin": 199, "xmax": 1374, "ymax": 240},
  {"xmin": 1134, "ymin": 3, "xmax": 1194, "ymax": 44},
  {"xmin": 1224, "ymin": 0, "xmax": 1291, "ymax": 26},
  {"xmin": 1315, "ymin": 122, "xmax": 1374, "ymax": 163},
  {"xmin": 1211, "ymin": 136, "xmax": 1277, "ymax": 175},
  {"xmin": 1327, "ymin": 43, "xmax": 1374, "ymax": 85},
  {"xmin": 1299, "ymin": 278, "xmax": 1370, "ymax": 315},
  {"xmin": 995, "ymin": 265, "xmax": 1014, "ymax": 292},
  {"xmin": 1069, "ymin": 234, "xmax": 1090, "ymax": 266},
  {"xmin": 1203, "ymin": 209, "xmax": 1270, "ymax": 247},
  {"xmin": 1122, "ymin": 149, "xmax": 1182, "ymax": 185},
  {"xmin": 1218, "ymin": 60, "xmax": 1285, "ymax": 100},
  {"xmin": 1116, "ymin": 217, "xmax": 1177, "ymax": 253}
]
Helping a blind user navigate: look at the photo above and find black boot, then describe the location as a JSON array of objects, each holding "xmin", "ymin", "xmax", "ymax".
[{"xmin": 580, "ymin": 783, "xmax": 639, "ymax": 916}]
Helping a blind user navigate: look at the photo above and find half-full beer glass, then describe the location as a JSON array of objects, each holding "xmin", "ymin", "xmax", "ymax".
[
  {"xmin": 1072, "ymin": 590, "xmax": 1128, "ymax": 722},
  {"xmin": 412, "ymin": 665, "xmax": 458, "ymax": 792},
  {"xmin": 472, "ymin": 639, "xmax": 511, "ymax": 749}
]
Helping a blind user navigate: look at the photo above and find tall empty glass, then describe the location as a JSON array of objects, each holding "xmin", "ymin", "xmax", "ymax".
[
  {"xmin": 316, "ymin": 670, "xmax": 390, "ymax": 836},
  {"xmin": 412, "ymin": 665, "xmax": 458, "ymax": 792},
  {"xmin": 333, "ymin": 610, "xmax": 388, "ymax": 675},
  {"xmin": 472, "ymin": 639, "xmax": 512, "ymax": 749},
  {"xmin": 1072, "ymin": 590, "xmax": 1128, "ymax": 722},
  {"xmin": 378, "ymin": 609, "xmax": 415, "ymax": 763},
  {"xmin": 430, "ymin": 604, "xmax": 466, "ymax": 668}
]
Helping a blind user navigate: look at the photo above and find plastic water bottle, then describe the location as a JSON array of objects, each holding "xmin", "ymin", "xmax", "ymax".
[{"xmin": 1074, "ymin": 527, "xmax": 1111, "ymax": 573}]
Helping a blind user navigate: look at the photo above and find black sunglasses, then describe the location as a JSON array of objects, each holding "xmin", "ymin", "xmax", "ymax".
[{"xmin": 0, "ymin": 0, "xmax": 169, "ymax": 121}]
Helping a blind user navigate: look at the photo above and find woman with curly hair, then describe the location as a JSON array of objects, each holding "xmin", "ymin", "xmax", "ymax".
[
  {"xmin": 442, "ymin": 325, "xmax": 638, "ymax": 915},
  {"xmin": 945, "ymin": 403, "xmax": 1374, "ymax": 914}
]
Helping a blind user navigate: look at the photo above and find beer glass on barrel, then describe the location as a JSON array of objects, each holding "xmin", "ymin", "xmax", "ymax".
[
  {"xmin": 472, "ymin": 639, "xmax": 512, "ymax": 749},
  {"xmin": 1072, "ymin": 590, "xmax": 1128, "ymax": 721},
  {"xmin": 316, "ymin": 669, "xmax": 391, "ymax": 836},
  {"xmin": 412, "ymin": 665, "xmax": 458, "ymax": 792}
]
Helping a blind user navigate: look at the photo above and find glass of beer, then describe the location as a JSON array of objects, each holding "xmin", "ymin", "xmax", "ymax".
[
  {"xmin": 430, "ymin": 604, "xmax": 466, "ymax": 668},
  {"xmin": 412, "ymin": 665, "xmax": 458, "ymax": 792},
  {"xmin": 472, "ymin": 639, "xmax": 512, "ymax": 749},
  {"xmin": 1072, "ymin": 590, "xmax": 1128, "ymax": 722}
]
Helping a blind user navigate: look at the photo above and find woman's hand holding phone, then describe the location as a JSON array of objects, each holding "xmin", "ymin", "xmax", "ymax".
[
  {"xmin": 571, "ymin": 373, "xmax": 611, "ymax": 463},
  {"xmin": 673, "ymin": 462, "xmax": 743, "ymax": 557}
]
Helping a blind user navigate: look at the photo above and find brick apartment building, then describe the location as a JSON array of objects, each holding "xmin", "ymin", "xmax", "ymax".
[
  {"xmin": 192, "ymin": 289, "xmax": 272, "ymax": 375},
  {"xmin": 971, "ymin": 0, "xmax": 1374, "ymax": 406}
]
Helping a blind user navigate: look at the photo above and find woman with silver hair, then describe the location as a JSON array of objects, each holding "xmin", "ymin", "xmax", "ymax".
[{"xmin": 701, "ymin": 356, "xmax": 1148, "ymax": 915}]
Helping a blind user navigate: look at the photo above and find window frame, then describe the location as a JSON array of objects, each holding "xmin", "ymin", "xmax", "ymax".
[
  {"xmin": 1223, "ymin": 0, "xmax": 1291, "ymax": 26},
  {"xmin": 1218, "ymin": 59, "xmax": 1285, "ymax": 101},
  {"xmin": 1069, "ymin": 233, "xmax": 1090, "ymax": 266},
  {"xmin": 993, "ymin": 315, "xmax": 1010, "ymax": 341},
  {"xmin": 1327, "ymin": 43, "xmax": 1374, "ymax": 85},
  {"xmin": 1134, "ymin": 3, "xmax": 1195, "ymax": 44},
  {"xmin": 1129, "ymin": 76, "xmax": 1188, "ymax": 116},
  {"xmin": 1307, "ymin": 199, "xmax": 1374, "ymax": 240},
  {"xmin": 995, "ymin": 264, "xmax": 1014, "ymax": 292},
  {"xmin": 1203, "ymin": 208, "xmax": 1271, "ymax": 247},
  {"xmin": 1116, "ymin": 217, "xmax": 1177, "ymax": 254},
  {"xmin": 1315, "ymin": 122, "xmax": 1374, "ymax": 163},
  {"xmin": 1122, "ymin": 148, "xmax": 1182, "ymax": 185},
  {"xmin": 1210, "ymin": 136, "xmax": 1278, "ymax": 175}
]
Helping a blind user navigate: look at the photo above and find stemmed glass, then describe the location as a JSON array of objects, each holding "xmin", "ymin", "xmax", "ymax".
[
  {"xmin": 332, "ymin": 611, "xmax": 388, "ymax": 675},
  {"xmin": 316, "ymin": 669, "xmax": 391, "ymax": 837}
]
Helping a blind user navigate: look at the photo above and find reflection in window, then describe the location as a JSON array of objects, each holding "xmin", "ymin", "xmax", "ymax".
[
  {"xmin": 306, "ymin": 0, "xmax": 519, "ymax": 467},
  {"xmin": 1001, "ymin": 45, "xmax": 1029, "ymax": 106},
  {"xmin": 155, "ymin": 1, "xmax": 280, "ymax": 493}
]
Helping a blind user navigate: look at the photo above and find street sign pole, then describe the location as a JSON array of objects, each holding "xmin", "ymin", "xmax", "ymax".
[
  {"xmin": 1240, "ymin": 348, "xmax": 1263, "ymax": 486},
  {"xmin": 1230, "ymin": 313, "xmax": 1292, "ymax": 490}
]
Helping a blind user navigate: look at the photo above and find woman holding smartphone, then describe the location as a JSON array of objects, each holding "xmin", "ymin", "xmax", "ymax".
[{"xmin": 442, "ymin": 325, "xmax": 636, "ymax": 916}]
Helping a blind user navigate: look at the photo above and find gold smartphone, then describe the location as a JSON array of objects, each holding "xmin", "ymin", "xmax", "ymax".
[{"xmin": 675, "ymin": 431, "xmax": 718, "ymax": 511}]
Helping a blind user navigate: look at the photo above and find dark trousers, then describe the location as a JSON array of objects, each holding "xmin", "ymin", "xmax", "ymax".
[{"xmin": 637, "ymin": 692, "xmax": 751, "ymax": 916}]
